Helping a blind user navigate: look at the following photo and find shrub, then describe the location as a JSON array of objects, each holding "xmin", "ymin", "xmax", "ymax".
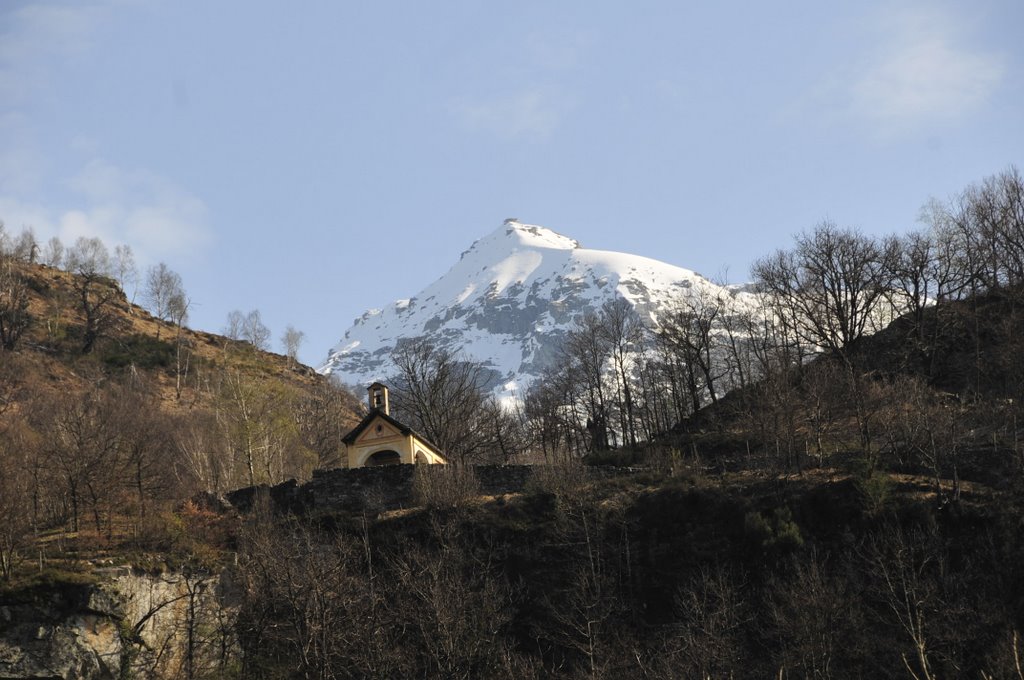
[
  {"xmin": 525, "ymin": 461, "xmax": 591, "ymax": 501},
  {"xmin": 100, "ymin": 333, "xmax": 175, "ymax": 370},
  {"xmin": 744, "ymin": 506, "xmax": 804, "ymax": 556},
  {"xmin": 413, "ymin": 465, "xmax": 481, "ymax": 509},
  {"xmin": 850, "ymin": 458, "xmax": 893, "ymax": 514}
]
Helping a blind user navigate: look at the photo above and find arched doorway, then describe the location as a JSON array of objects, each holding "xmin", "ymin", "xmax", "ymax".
[{"xmin": 365, "ymin": 449, "xmax": 402, "ymax": 466}]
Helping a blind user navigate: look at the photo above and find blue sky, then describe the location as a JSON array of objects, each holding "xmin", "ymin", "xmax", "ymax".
[{"xmin": 1, "ymin": 0, "xmax": 1021, "ymax": 365}]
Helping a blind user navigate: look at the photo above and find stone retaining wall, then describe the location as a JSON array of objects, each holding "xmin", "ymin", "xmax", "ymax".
[{"xmin": 224, "ymin": 464, "xmax": 640, "ymax": 515}]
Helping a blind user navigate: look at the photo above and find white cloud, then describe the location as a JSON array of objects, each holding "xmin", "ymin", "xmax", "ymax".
[
  {"xmin": 0, "ymin": 3, "xmax": 208, "ymax": 267},
  {"xmin": 849, "ymin": 6, "xmax": 1004, "ymax": 129},
  {"xmin": 0, "ymin": 158, "xmax": 212, "ymax": 265},
  {"xmin": 452, "ymin": 88, "xmax": 574, "ymax": 140}
]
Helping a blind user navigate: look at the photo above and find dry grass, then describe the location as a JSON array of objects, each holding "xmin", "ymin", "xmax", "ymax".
[{"xmin": 12, "ymin": 261, "xmax": 329, "ymax": 412}]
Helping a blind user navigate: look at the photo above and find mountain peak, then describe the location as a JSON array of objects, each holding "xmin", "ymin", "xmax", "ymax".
[
  {"xmin": 321, "ymin": 220, "xmax": 755, "ymax": 397},
  {"xmin": 502, "ymin": 219, "xmax": 581, "ymax": 250},
  {"xmin": 461, "ymin": 221, "xmax": 580, "ymax": 261}
]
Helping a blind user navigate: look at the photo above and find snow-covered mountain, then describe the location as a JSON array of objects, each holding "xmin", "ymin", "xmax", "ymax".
[{"xmin": 318, "ymin": 220, "xmax": 754, "ymax": 396}]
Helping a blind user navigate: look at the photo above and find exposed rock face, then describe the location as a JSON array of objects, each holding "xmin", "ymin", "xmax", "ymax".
[
  {"xmin": 320, "ymin": 220, "xmax": 756, "ymax": 397},
  {"xmin": 0, "ymin": 569, "xmax": 239, "ymax": 680}
]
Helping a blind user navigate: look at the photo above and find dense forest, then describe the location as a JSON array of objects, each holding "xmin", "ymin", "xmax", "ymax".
[{"xmin": 2, "ymin": 167, "xmax": 1024, "ymax": 678}]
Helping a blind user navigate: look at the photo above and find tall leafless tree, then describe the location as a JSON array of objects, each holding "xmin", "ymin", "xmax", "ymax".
[
  {"xmin": 280, "ymin": 325, "xmax": 305, "ymax": 365},
  {"xmin": 42, "ymin": 236, "xmax": 64, "ymax": 268},
  {"xmin": 598, "ymin": 298, "xmax": 645, "ymax": 448},
  {"xmin": 753, "ymin": 222, "xmax": 894, "ymax": 361},
  {"xmin": 390, "ymin": 339, "xmax": 506, "ymax": 464},
  {"xmin": 145, "ymin": 262, "xmax": 186, "ymax": 338},
  {"xmin": 0, "ymin": 255, "xmax": 31, "ymax": 350},
  {"xmin": 0, "ymin": 421, "xmax": 34, "ymax": 580},
  {"xmin": 655, "ymin": 287, "xmax": 727, "ymax": 414},
  {"xmin": 114, "ymin": 244, "xmax": 138, "ymax": 302},
  {"xmin": 67, "ymin": 236, "xmax": 120, "ymax": 353}
]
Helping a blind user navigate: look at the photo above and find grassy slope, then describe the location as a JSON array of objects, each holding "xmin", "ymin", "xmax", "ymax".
[{"xmin": 11, "ymin": 261, "xmax": 327, "ymax": 409}]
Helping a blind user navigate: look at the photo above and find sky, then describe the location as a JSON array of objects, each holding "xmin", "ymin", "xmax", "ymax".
[{"xmin": 1, "ymin": 0, "xmax": 1022, "ymax": 367}]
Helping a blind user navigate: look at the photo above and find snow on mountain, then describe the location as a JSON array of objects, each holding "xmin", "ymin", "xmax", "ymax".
[{"xmin": 318, "ymin": 220, "xmax": 754, "ymax": 396}]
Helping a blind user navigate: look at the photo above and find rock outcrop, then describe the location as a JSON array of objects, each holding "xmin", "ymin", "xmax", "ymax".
[{"xmin": 0, "ymin": 568, "xmax": 239, "ymax": 680}]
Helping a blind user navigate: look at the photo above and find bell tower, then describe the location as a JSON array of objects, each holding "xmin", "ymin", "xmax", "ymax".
[{"xmin": 368, "ymin": 382, "xmax": 390, "ymax": 415}]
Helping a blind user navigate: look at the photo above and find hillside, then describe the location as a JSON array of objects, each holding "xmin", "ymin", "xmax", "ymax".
[
  {"xmin": 5, "ymin": 260, "xmax": 327, "ymax": 406},
  {"xmin": 5, "ymin": 267, "xmax": 1024, "ymax": 679},
  {"xmin": 0, "ymin": 257, "xmax": 361, "ymax": 592},
  {"xmin": 848, "ymin": 285, "xmax": 1024, "ymax": 399},
  {"xmin": 5, "ymin": 167, "xmax": 1024, "ymax": 679}
]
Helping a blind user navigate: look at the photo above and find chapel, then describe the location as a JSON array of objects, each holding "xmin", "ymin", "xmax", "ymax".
[{"xmin": 341, "ymin": 383, "xmax": 447, "ymax": 467}]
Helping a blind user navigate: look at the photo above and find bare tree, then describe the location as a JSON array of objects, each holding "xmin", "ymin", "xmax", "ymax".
[
  {"xmin": 224, "ymin": 309, "xmax": 271, "ymax": 351},
  {"xmin": 0, "ymin": 255, "xmax": 31, "ymax": 350},
  {"xmin": 958, "ymin": 167, "xmax": 1024, "ymax": 291},
  {"xmin": 114, "ymin": 244, "xmax": 138, "ymax": 302},
  {"xmin": 753, "ymin": 224, "xmax": 896, "ymax": 470},
  {"xmin": 392, "ymin": 523, "xmax": 515, "ymax": 678},
  {"xmin": 886, "ymin": 230, "xmax": 934, "ymax": 342},
  {"xmin": 167, "ymin": 291, "xmax": 192, "ymax": 400},
  {"xmin": 43, "ymin": 236, "xmax": 64, "ymax": 268},
  {"xmin": 241, "ymin": 310, "xmax": 270, "ymax": 350},
  {"xmin": 390, "ymin": 339, "xmax": 499, "ymax": 464},
  {"xmin": 34, "ymin": 386, "xmax": 124, "ymax": 534},
  {"xmin": 539, "ymin": 496, "xmax": 620, "ymax": 679},
  {"xmin": 877, "ymin": 375, "xmax": 964, "ymax": 501},
  {"xmin": 237, "ymin": 519, "xmax": 408, "ymax": 678},
  {"xmin": 868, "ymin": 524, "xmax": 944, "ymax": 680},
  {"xmin": 280, "ymin": 325, "xmax": 304, "ymax": 364},
  {"xmin": 598, "ymin": 298, "xmax": 645, "ymax": 448},
  {"xmin": 223, "ymin": 310, "xmax": 244, "ymax": 341},
  {"xmin": 174, "ymin": 412, "xmax": 230, "ymax": 495},
  {"xmin": 663, "ymin": 565, "xmax": 750, "ymax": 679},
  {"xmin": 292, "ymin": 377, "xmax": 360, "ymax": 470},
  {"xmin": 11, "ymin": 227, "xmax": 38, "ymax": 263},
  {"xmin": 801, "ymin": 359, "xmax": 844, "ymax": 466},
  {"xmin": 562, "ymin": 314, "xmax": 614, "ymax": 450},
  {"xmin": 655, "ymin": 287, "xmax": 727, "ymax": 414},
  {"xmin": 145, "ymin": 262, "xmax": 186, "ymax": 338},
  {"xmin": 66, "ymin": 236, "xmax": 111, "ymax": 274},
  {"xmin": 116, "ymin": 380, "xmax": 176, "ymax": 525},
  {"xmin": 767, "ymin": 552, "xmax": 858, "ymax": 679},
  {"xmin": 0, "ymin": 422, "xmax": 34, "ymax": 580},
  {"xmin": 214, "ymin": 371, "xmax": 310, "ymax": 487},
  {"xmin": 753, "ymin": 222, "xmax": 894, "ymax": 360},
  {"xmin": 524, "ymin": 362, "xmax": 587, "ymax": 461},
  {"xmin": 66, "ymin": 236, "xmax": 120, "ymax": 353}
]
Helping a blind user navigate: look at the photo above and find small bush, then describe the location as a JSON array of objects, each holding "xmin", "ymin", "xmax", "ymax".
[
  {"xmin": 413, "ymin": 465, "xmax": 481, "ymax": 509},
  {"xmin": 583, "ymin": 448, "xmax": 643, "ymax": 467},
  {"xmin": 100, "ymin": 334, "xmax": 175, "ymax": 370},
  {"xmin": 850, "ymin": 458, "xmax": 894, "ymax": 514},
  {"xmin": 132, "ymin": 502, "xmax": 234, "ymax": 571},
  {"xmin": 744, "ymin": 506, "xmax": 804, "ymax": 556},
  {"xmin": 525, "ymin": 461, "xmax": 591, "ymax": 500}
]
